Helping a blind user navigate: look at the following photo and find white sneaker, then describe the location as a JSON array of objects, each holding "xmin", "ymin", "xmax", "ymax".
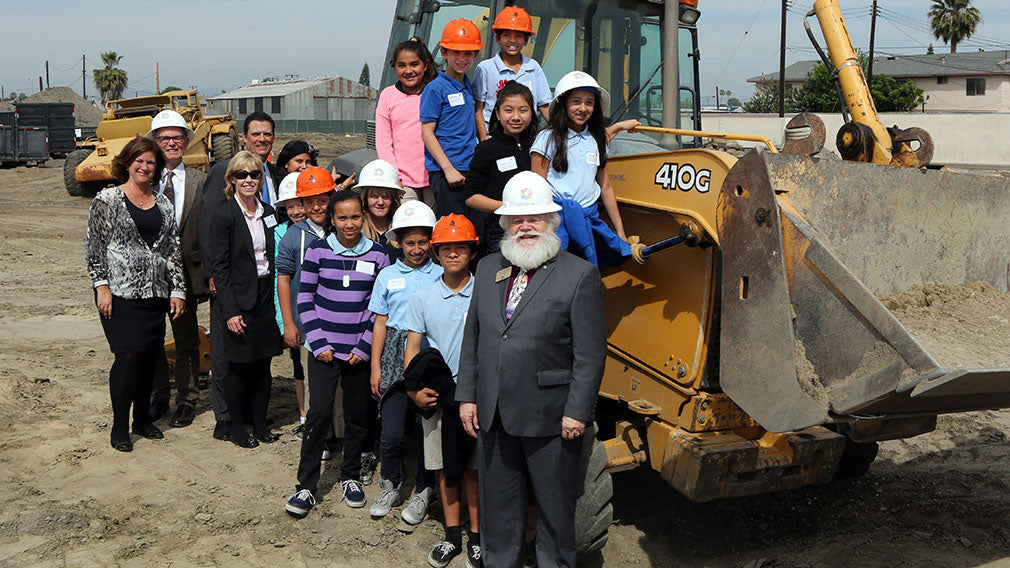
[
  {"xmin": 401, "ymin": 486, "xmax": 436, "ymax": 525},
  {"xmin": 368, "ymin": 478, "xmax": 403, "ymax": 517}
]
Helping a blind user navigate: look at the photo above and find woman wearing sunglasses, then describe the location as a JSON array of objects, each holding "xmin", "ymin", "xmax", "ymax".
[{"xmin": 207, "ymin": 150, "xmax": 284, "ymax": 448}]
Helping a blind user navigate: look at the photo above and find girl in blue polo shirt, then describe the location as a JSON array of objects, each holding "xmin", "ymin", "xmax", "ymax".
[
  {"xmin": 531, "ymin": 70, "xmax": 634, "ymax": 268},
  {"xmin": 366, "ymin": 201, "xmax": 444, "ymax": 521}
]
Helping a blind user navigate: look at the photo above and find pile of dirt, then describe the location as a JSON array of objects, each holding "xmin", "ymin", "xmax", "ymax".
[
  {"xmin": 882, "ymin": 281, "xmax": 1010, "ymax": 369},
  {"xmin": 0, "ymin": 100, "xmax": 12, "ymax": 112},
  {"xmin": 22, "ymin": 87, "xmax": 103, "ymax": 127}
]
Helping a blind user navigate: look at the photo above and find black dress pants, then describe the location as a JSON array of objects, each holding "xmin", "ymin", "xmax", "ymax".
[
  {"xmin": 225, "ymin": 358, "xmax": 272, "ymax": 440},
  {"xmin": 109, "ymin": 350, "xmax": 157, "ymax": 442},
  {"xmin": 296, "ymin": 356, "xmax": 374, "ymax": 493}
]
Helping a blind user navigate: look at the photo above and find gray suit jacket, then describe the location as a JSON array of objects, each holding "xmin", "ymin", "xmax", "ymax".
[
  {"xmin": 456, "ymin": 250, "xmax": 606, "ymax": 438},
  {"xmin": 178, "ymin": 166, "xmax": 207, "ymax": 296}
]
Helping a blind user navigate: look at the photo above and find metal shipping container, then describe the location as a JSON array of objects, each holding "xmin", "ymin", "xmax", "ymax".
[
  {"xmin": 15, "ymin": 103, "xmax": 74, "ymax": 157},
  {"xmin": 16, "ymin": 126, "xmax": 48, "ymax": 162},
  {"xmin": 0, "ymin": 125, "xmax": 13, "ymax": 161}
]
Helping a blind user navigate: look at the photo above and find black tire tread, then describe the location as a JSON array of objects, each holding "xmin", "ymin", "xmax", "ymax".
[{"xmin": 575, "ymin": 424, "xmax": 614, "ymax": 556}]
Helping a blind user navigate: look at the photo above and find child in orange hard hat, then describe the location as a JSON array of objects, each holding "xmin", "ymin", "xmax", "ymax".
[
  {"xmin": 473, "ymin": 6, "xmax": 551, "ymax": 141},
  {"xmin": 403, "ymin": 213, "xmax": 481, "ymax": 568},
  {"xmin": 420, "ymin": 18, "xmax": 483, "ymax": 221}
]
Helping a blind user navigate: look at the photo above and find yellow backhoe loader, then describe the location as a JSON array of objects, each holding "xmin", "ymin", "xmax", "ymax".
[{"xmin": 361, "ymin": 0, "xmax": 1010, "ymax": 554}]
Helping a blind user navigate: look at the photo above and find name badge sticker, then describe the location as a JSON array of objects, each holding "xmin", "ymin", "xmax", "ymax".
[
  {"xmin": 447, "ymin": 92, "xmax": 465, "ymax": 107},
  {"xmin": 355, "ymin": 260, "xmax": 375, "ymax": 276},
  {"xmin": 387, "ymin": 277, "xmax": 406, "ymax": 290},
  {"xmin": 263, "ymin": 214, "xmax": 278, "ymax": 229},
  {"xmin": 496, "ymin": 156, "xmax": 518, "ymax": 172},
  {"xmin": 586, "ymin": 152, "xmax": 600, "ymax": 166}
]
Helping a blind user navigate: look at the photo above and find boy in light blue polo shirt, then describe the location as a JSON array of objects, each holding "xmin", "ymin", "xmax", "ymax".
[
  {"xmin": 473, "ymin": 6, "xmax": 551, "ymax": 140},
  {"xmin": 420, "ymin": 18, "xmax": 483, "ymax": 219},
  {"xmin": 403, "ymin": 214, "xmax": 481, "ymax": 568}
]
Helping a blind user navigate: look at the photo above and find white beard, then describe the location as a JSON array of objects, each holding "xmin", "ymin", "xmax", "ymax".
[{"xmin": 500, "ymin": 229, "xmax": 561, "ymax": 270}]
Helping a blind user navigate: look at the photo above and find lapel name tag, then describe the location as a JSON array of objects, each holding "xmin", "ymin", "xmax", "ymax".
[
  {"xmin": 447, "ymin": 92, "xmax": 465, "ymax": 107},
  {"xmin": 387, "ymin": 277, "xmax": 406, "ymax": 290},
  {"xmin": 586, "ymin": 151, "xmax": 600, "ymax": 166},
  {"xmin": 495, "ymin": 267, "xmax": 511, "ymax": 282},
  {"xmin": 263, "ymin": 214, "xmax": 278, "ymax": 229},
  {"xmin": 355, "ymin": 260, "xmax": 375, "ymax": 276}
]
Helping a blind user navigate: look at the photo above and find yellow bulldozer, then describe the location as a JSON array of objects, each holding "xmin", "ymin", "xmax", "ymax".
[
  {"xmin": 63, "ymin": 90, "xmax": 238, "ymax": 196},
  {"xmin": 367, "ymin": 0, "xmax": 1010, "ymax": 555}
]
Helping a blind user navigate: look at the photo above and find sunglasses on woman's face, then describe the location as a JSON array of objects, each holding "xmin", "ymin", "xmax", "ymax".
[{"xmin": 233, "ymin": 170, "xmax": 262, "ymax": 180}]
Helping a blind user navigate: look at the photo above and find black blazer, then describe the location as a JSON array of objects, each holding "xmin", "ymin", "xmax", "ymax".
[
  {"xmin": 207, "ymin": 197, "xmax": 277, "ymax": 320},
  {"xmin": 200, "ymin": 159, "xmax": 277, "ymax": 283}
]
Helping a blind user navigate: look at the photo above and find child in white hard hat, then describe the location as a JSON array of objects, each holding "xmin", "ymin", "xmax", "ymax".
[
  {"xmin": 366, "ymin": 201, "xmax": 443, "ymax": 523},
  {"xmin": 531, "ymin": 70, "xmax": 635, "ymax": 267}
]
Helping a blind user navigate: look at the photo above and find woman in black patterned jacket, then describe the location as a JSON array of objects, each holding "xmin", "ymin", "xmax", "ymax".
[{"xmin": 86, "ymin": 136, "xmax": 187, "ymax": 452}]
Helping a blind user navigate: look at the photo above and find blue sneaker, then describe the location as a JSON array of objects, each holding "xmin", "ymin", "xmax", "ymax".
[
  {"xmin": 341, "ymin": 480, "xmax": 366, "ymax": 508},
  {"xmin": 285, "ymin": 489, "xmax": 315, "ymax": 518}
]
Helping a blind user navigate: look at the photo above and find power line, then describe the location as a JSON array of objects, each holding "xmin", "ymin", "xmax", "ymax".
[{"xmin": 713, "ymin": 0, "xmax": 771, "ymax": 86}]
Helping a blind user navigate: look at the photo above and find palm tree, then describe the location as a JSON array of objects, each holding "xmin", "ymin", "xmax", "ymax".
[
  {"xmin": 93, "ymin": 51, "xmax": 128, "ymax": 106},
  {"xmin": 928, "ymin": 0, "xmax": 983, "ymax": 54}
]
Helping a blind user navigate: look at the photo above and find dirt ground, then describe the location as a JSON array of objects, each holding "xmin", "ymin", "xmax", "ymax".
[{"xmin": 4, "ymin": 139, "xmax": 1010, "ymax": 567}]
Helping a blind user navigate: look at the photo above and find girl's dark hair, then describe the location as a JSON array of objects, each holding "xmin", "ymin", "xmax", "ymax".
[
  {"xmin": 390, "ymin": 37, "xmax": 438, "ymax": 86},
  {"xmin": 112, "ymin": 135, "xmax": 165, "ymax": 184},
  {"xmin": 323, "ymin": 189, "xmax": 363, "ymax": 234},
  {"xmin": 546, "ymin": 88, "xmax": 608, "ymax": 174},
  {"xmin": 488, "ymin": 80, "xmax": 538, "ymax": 142}
]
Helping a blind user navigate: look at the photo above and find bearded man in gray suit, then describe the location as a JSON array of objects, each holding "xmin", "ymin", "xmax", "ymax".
[{"xmin": 456, "ymin": 171, "xmax": 607, "ymax": 568}]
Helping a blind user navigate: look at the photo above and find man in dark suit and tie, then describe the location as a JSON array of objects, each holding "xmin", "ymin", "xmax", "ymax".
[
  {"xmin": 148, "ymin": 110, "xmax": 208, "ymax": 428},
  {"xmin": 200, "ymin": 111, "xmax": 277, "ymax": 440},
  {"xmin": 456, "ymin": 171, "xmax": 607, "ymax": 568}
]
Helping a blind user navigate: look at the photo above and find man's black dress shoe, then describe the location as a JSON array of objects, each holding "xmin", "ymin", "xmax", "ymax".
[
  {"xmin": 149, "ymin": 398, "xmax": 170, "ymax": 422},
  {"xmin": 111, "ymin": 439, "xmax": 133, "ymax": 452},
  {"xmin": 170, "ymin": 404, "xmax": 195, "ymax": 428},
  {"xmin": 213, "ymin": 420, "xmax": 231, "ymax": 441}
]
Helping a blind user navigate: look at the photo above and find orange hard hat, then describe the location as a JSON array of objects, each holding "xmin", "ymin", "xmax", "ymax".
[
  {"xmin": 439, "ymin": 18, "xmax": 483, "ymax": 51},
  {"xmin": 492, "ymin": 7, "xmax": 534, "ymax": 35},
  {"xmin": 431, "ymin": 214, "xmax": 479, "ymax": 247},
  {"xmin": 295, "ymin": 166, "xmax": 337, "ymax": 198}
]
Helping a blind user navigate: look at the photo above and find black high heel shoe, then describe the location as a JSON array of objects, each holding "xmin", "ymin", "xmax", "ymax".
[
  {"xmin": 254, "ymin": 431, "xmax": 281, "ymax": 443},
  {"xmin": 232, "ymin": 436, "xmax": 260, "ymax": 449}
]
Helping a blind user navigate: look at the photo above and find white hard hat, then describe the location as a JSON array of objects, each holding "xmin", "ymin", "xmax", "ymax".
[
  {"xmin": 385, "ymin": 200, "xmax": 437, "ymax": 242},
  {"xmin": 549, "ymin": 71, "xmax": 611, "ymax": 116},
  {"xmin": 146, "ymin": 110, "xmax": 194, "ymax": 140},
  {"xmin": 356, "ymin": 159, "xmax": 403, "ymax": 193},
  {"xmin": 275, "ymin": 172, "xmax": 301, "ymax": 206},
  {"xmin": 494, "ymin": 171, "xmax": 562, "ymax": 216}
]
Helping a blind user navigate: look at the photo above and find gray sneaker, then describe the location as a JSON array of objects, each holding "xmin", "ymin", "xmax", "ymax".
[
  {"xmin": 368, "ymin": 478, "xmax": 403, "ymax": 517},
  {"xmin": 401, "ymin": 486, "xmax": 436, "ymax": 525},
  {"xmin": 360, "ymin": 451, "xmax": 378, "ymax": 485}
]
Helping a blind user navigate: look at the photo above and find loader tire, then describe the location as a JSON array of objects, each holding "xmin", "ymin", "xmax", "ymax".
[
  {"xmin": 835, "ymin": 439, "xmax": 879, "ymax": 479},
  {"xmin": 64, "ymin": 149, "xmax": 101, "ymax": 197},
  {"xmin": 211, "ymin": 130, "xmax": 236, "ymax": 164},
  {"xmin": 575, "ymin": 424, "xmax": 613, "ymax": 557}
]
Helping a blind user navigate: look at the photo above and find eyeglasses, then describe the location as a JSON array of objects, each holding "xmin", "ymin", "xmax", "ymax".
[
  {"xmin": 156, "ymin": 135, "xmax": 185, "ymax": 143},
  {"xmin": 233, "ymin": 170, "xmax": 262, "ymax": 180}
]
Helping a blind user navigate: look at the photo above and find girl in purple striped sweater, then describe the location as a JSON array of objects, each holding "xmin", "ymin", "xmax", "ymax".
[{"xmin": 285, "ymin": 189, "xmax": 391, "ymax": 517}]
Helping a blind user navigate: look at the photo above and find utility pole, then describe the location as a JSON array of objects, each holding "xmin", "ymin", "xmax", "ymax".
[
  {"xmin": 778, "ymin": 0, "xmax": 787, "ymax": 117},
  {"xmin": 868, "ymin": 0, "xmax": 878, "ymax": 91},
  {"xmin": 45, "ymin": 61, "xmax": 50, "ymax": 89},
  {"xmin": 155, "ymin": 62, "xmax": 160, "ymax": 94},
  {"xmin": 82, "ymin": 54, "xmax": 86, "ymax": 99},
  {"xmin": 38, "ymin": 77, "xmax": 43, "ymax": 92},
  {"xmin": 715, "ymin": 86, "xmax": 720, "ymax": 109}
]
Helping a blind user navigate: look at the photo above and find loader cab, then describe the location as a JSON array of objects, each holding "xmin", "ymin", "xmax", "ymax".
[{"xmin": 381, "ymin": 0, "xmax": 702, "ymax": 149}]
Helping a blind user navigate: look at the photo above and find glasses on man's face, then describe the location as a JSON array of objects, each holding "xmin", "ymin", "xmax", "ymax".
[
  {"xmin": 233, "ymin": 170, "xmax": 262, "ymax": 180},
  {"xmin": 156, "ymin": 135, "xmax": 185, "ymax": 143}
]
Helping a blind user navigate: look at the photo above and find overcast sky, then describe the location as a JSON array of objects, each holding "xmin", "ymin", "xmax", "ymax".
[{"xmin": 2, "ymin": 1, "xmax": 1007, "ymax": 106}]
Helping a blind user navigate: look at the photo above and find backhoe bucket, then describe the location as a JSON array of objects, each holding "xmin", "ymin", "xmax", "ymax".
[{"xmin": 717, "ymin": 151, "xmax": 1010, "ymax": 433}]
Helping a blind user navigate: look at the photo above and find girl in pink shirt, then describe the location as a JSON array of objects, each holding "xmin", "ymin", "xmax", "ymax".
[{"xmin": 375, "ymin": 38, "xmax": 438, "ymax": 208}]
